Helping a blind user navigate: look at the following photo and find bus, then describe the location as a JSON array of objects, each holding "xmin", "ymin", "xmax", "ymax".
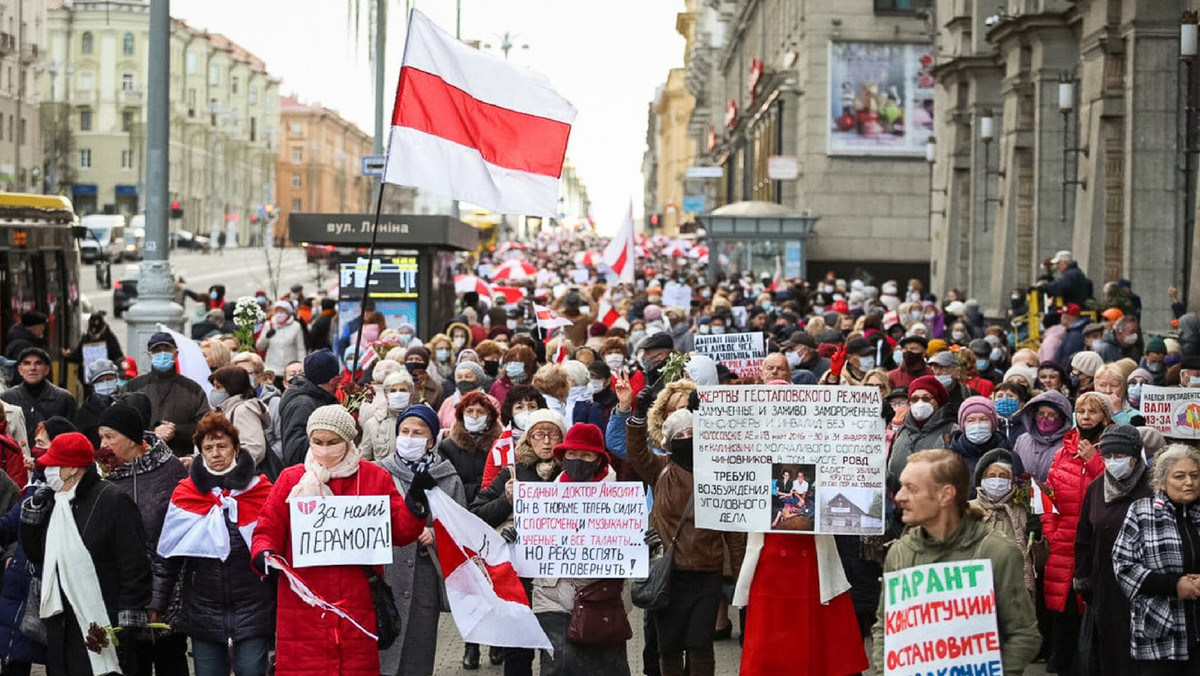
[{"xmin": 0, "ymin": 193, "xmax": 83, "ymax": 389}]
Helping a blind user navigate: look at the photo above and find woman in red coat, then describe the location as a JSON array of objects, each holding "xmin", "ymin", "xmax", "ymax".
[
  {"xmin": 251, "ymin": 404, "xmax": 426, "ymax": 676},
  {"xmin": 1042, "ymin": 391, "xmax": 1110, "ymax": 673}
]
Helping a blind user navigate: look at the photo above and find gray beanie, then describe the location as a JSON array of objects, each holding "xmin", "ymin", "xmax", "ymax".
[
  {"xmin": 86, "ymin": 359, "xmax": 119, "ymax": 384},
  {"xmin": 453, "ymin": 360, "xmax": 492, "ymax": 390},
  {"xmin": 1099, "ymin": 424, "xmax": 1142, "ymax": 457}
]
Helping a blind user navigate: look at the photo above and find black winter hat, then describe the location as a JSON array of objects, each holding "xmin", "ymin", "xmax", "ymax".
[
  {"xmin": 638, "ymin": 333, "xmax": 674, "ymax": 352},
  {"xmin": 97, "ymin": 403, "xmax": 146, "ymax": 444},
  {"xmin": 1099, "ymin": 424, "xmax": 1142, "ymax": 457}
]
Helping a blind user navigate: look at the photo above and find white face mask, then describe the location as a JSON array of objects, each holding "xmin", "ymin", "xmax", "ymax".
[
  {"xmin": 44, "ymin": 466, "xmax": 66, "ymax": 492},
  {"xmin": 786, "ymin": 351, "xmax": 802, "ymax": 368},
  {"xmin": 589, "ymin": 378, "xmax": 605, "ymax": 394},
  {"xmin": 964, "ymin": 422, "xmax": 992, "ymax": 444},
  {"xmin": 452, "ymin": 336, "xmax": 466, "ymax": 349},
  {"xmin": 604, "ymin": 354, "xmax": 625, "ymax": 371},
  {"xmin": 386, "ymin": 391, "xmax": 411, "ymax": 411},
  {"xmin": 512, "ymin": 411, "xmax": 532, "ymax": 431},
  {"xmin": 464, "ymin": 415, "xmax": 488, "ymax": 433},
  {"xmin": 858, "ymin": 356, "xmax": 876, "ymax": 371},
  {"xmin": 979, "ymin": 477, "xmax": 1012, "ymax": 500},
  {"xmin": 910, "ymin": 401, "xmax": 935, "ymax": 422},
  {"xmin": 395, "ymin": 436, "xmax": 429, "ymax": 461},
  {"xmin": 1105, "ymin": 456, "xmax": 1135, "ymax": 480}
]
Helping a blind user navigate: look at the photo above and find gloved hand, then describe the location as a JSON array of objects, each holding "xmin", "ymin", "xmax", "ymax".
[
  {"xmin": 266, "ymin": 328, "xmax": 276, "ymax": 339},
  {"xmin": 501, "ymin": 526, "xmax": 518, "ymax": 543},
  {"xmin": 687, "ymin": 390, "xmax": 700, "ymax": 412},
  {"xmin": 880, "ymin": 400, "xmax": 894, "ymax": 423},
  {"xmin": 634, "ymin": 387, "xmax": 656, "ymax": 419},
  {"xmin": 252, "ymin": 549, "xmax": 275, "ymax": 576},
  {"xmin": 406, "ymin": 471, "xmax": 437, "ymax": 519},
  {"xmin": 829, "ymin": 343, "xmax": 847, "ymax": 379},
  {"xmin": 644, "ymin": 528, "xmax": 662, "ymax": 555}
]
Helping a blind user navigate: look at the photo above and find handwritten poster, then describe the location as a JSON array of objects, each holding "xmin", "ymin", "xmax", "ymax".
[
  {"xmin": 511, "ymin": 481, "xmax": 649, "ymax": 578},
  {"xmin": 693, "ymin": 332, "xmax": 766, "ymax": 379},
  {"xmin": 81, "ymin": 342, "xmax": 109, "ymax": 376},
  {"xmin": 1139, "ymin": 385, "xmax": 1200, "ymax": 440},
  {"xmin": 289, "ymin": 495, "xmax": 392, "ymax": 567},
  {"xmin": 883, "ymin": 560, "xmax": 1001, "ymax": 676},
  {"xmin": 694, "ymin": 385, "xmax": 885, "ymax": 534}
]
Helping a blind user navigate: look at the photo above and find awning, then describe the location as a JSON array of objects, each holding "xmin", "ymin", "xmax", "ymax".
[
  {"xmin": 115, "ymin": 184, "xmax": 138, "ymax": 197},
  {"xmin": 71, "ymin": 184, "xmax": 98, "ymax": 196}
]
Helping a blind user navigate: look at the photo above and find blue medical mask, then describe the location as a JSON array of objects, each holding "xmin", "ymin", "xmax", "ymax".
[
  {"xmin": 150, "ymin": 352, "xmax": 175, "ymax": 372},
  {"xmin": 506, "ymin": 362, "xmax": 526, "ymax": 380},
  {"xmin": 994, "ymin": 397, "xmax": 1019, "ymax": 418},
  {"xmin": 976, "ymin": 359, "xmax": 991, "ymax": 373},
  {"xmin": 935, "ymin": 374, "xmax": 954, "ymax": 388},
  {"xmin": 93, "ymin": 380, "xmax": 118, "ymax": 397}
]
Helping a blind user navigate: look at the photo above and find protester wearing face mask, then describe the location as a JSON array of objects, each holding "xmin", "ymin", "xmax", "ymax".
[
  {"xmin": 480, "ymin": 386, "xmax": 548, "ymax": 489},
  {"xmin": 926, "ymin": 350, "xmax": 974, "ymax": 418},
  {"xmin": 378, "ymin": 404, "xmax": 468, "ymax": 676},
  {"xmin": 887, "ymin": 375, "xmax": 955, "ymax": 489},
  {"xmin": 1012, "ymin": 390, "xmax": 1074, "ymax": 483},
  {"xmin": 991, "ymin": 381, "xmax": 1030, "ymax": 446},
  {"xmin": 438, "ymin": 392, "xmax": 503, "ymax": 505},
  {"xmin": 207, "ymin": 366, "xmax": 272, "ymax": 470},
  {"xmin": 887, "ymin": 336, "xmax": 933, "ymax": 390},
  {"xmin": 254, "ymin": 301, "xmax": 306, "ymax": 382},
  {"xmin": 71, "ymin": 359, "xmax": 122, "ymax": 450},
  {"xmin": 948, "ymin": 397, "xmax": 1019, "ymax": 499},
  {"xmin": 631, "ymin": 333, "xmax": 675, "ymax": 401},
  {"xmin": 821, "ymin": 337, "xmax": 876, "ymax": 385},
  {"xmin": 588, "ymin": 361, "xmax": 618, "ymax": 416},
  {"xmin": 1139, "ymin": 336, "xmax": 1169, "ymax": 386},
  {"xmin": 782, "ymin": 332, "xmax": 830, "ymax": 384},
  {"xmin": 446, "ymin": 322, "xmax": 474, "ymax": 357},
  {"xmin": 561, "ymin": 359, "xmax": 607, "ymax": 430},
  {"xmin": 123, "ymin": 332, "xmax": 209, "ymax": 457},
  {"xmin": 474, "ymin": 339, "xmax": 506, "ymax": 381},
  {"xmin": 360, "ymin": 370, "xmax": 415, "ymax": 462},
  {"xmin": 1069, "ymin": 350, "xmax": 1104, "ymax": 395},
  {"xmin": 1126, "ymin": 368, "xmax": 1152, "ymax": 412},
  {"xmin": 489, "ymin": 344, "xmax": 536, "ymax": 404},
  {"xmin": 1177, "ymin": 356, "xmax": 1200, "ymax": 389},
  {"xmin": 969, "ymin": 449, "xmax": 1039, "ymax": 599},
  {"xmin": 599, "ymin": 337, "xmax": 629, "ymax": 376},
  {"xmin": 1093, "ymin": 364, "xmax": 1140, "ymax": 426},
  {"xmin": 62, "ymin": 311, "xmax": 124, "ymax": 367},
  {"xmin": 970, "ymin": 339, "xmax": 1004, "ymax": 385},
  {"xmin": 437, "ymin": 361, "xmax": 497, "ymax": 430}
]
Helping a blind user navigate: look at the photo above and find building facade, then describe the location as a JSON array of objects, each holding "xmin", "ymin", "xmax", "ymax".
[
  {"xmin": 928, "ymin": 0, "xmax": 1200, "ymax": 328},
  {"xmin": 663, "ymin": 0, "xmax": 935, "ymax": 282},
  {"xmin": 655, "ymin": 67, "xmax": 695, "ymax": 237},
  {"xmin": 44, "ymin": 0, "xmax": 280, "ymax": 247},
  {"xmin": 0, "ymin": 0, "xmax": 44, "ymax": 193}
]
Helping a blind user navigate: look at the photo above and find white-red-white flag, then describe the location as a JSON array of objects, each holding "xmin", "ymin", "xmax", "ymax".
[
  {"xmin": 427, "ymin": 487, "xmax": 553, "ymax": 652},
  {"xmin": 385, "ymin": 9, "xmax": 576, "ymax": 216},
  {"xmin": 603, "ymin": 202, "xmax": 636, "ymax": 283},
  {"xmin": 598, "ymin": 289, "xmax": 621, "ymax": 328},
  {"xmin": 533, "ymin": 303, "xmax": 573, "ymax": 331}
]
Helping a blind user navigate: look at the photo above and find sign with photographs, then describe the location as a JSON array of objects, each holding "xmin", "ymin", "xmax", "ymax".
[{"xmin": 827, "ymin": 42, "xmax": 935, "ymax": 156}]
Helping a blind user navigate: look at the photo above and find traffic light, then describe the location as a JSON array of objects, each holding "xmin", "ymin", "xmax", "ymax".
[{"xmin": 170, "ymin": 201, "xmax": 183, "ymax": 219}]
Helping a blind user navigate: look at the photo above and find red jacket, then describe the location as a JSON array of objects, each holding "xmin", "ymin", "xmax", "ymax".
[
  {"xmin": 251, "ymin": 461, "xmax": 424, "ymax": 676},
  {"xmin": 1042, "ymin": 429, "xmax": 1104, "ymax": 612}
]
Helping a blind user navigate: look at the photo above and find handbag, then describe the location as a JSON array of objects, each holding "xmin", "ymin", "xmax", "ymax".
[
  {"xmin": 363, "ymin": 566, "xmax": 402, "ymax": 650},
  {"xmin": 19, "ymin": 563, "xmax": 45, "ymax": 644},
  {"xmin": 567, "ymin": 579, "xmax": 631, "ymax": 645},
  {"xmin": 631, "ymin": 493, "xmax": 694, "ymax": 612}
]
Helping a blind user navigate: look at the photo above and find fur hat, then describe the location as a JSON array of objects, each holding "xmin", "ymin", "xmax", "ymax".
[{"xmin": 306, "ymin": 404, "xmax": 358, "ymax": 444}]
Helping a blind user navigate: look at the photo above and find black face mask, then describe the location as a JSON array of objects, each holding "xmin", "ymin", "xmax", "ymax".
[
  {"xmin": 1078, "ymin": 424, "xmax": 1104, "ymax": 442},
  {"xmin": 902, "ymin": 352, "xmax": 925, "ymax": 369},
  {"xmin": 563, "ymin": 458, "xmax": 602, "ymax": 482},
  {"xmin": 405, "ymin": 362, "xmax": 427, "ymax": 376},
  {"xmin": 670, "ymin": 438, "xmax": 694, "ymax": 472},
  {"xmin": 483, "ymin": 360, "xmax": 500, "ymax": 378},
  {"xmin": 456, "ymin": 380, "xmax": 477, "ymax": 395}
]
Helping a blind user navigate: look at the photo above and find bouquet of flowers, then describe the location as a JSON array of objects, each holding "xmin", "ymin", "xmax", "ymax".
[
  {"xmin": 335, "ymin": 373, "xmax": 373, "ymax": 415},
  {"xmin": 232, "ymin": 296, "xmax": 265, "ymax": 352}
]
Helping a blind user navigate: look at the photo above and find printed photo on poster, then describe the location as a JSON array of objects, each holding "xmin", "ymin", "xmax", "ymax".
[
  {"xmin": 827, "ymin": 42, "xmax": 934, "ymax": 156},
  {"xmin": 771, "ymin": 463, "xmax": 815, "ymax": 532},
  {"xmin": 818, "ymin": 485, "xmax": 883, "ymax": 536}
]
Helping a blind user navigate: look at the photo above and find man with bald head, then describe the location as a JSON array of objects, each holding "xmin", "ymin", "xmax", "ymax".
[{"xmin": 760, "ymin": 353, "xmax": 792, "ymax": 383}]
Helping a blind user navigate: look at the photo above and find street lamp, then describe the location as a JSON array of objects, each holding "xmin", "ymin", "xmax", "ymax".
[
  {"xmin": 1059, "ymin": 72, "xmax": 1086, "ymax": 223},
  {"xmin": 1181, "ymin": 10, "xmax": 1199, "ymax": 308},
  {"xmin": 979, "ymin": 108, "xmax": 1003, "ymax": 233},
  {"xmin": 926, "ymin": 136, "xmax": 945, "ymax": 219}
]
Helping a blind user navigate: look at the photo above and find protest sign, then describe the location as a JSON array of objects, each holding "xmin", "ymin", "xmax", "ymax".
[
  {"xmin": 693, "ymin": 332, "xmax": 766, "ymax": 379},
  {"xmin": 510, "ymin": 481, "xmax": 649, "ymax": 578},
  {"xmin": 1140, "ymin": 385, "xmax": 1200, "ymax": 440},
  {"xmin": 694, "ymin": 385, "xmax": 885, "ymax": 534},
  {"xmin": 289, "ymin": 495, "xmax": 392, "ymax": 567},
  {"xmin": 81, "ymin": 342, "xmax": 108, "ymax": 375},
  {"xmin": 882, "ymin": 559, "xmax": 1001, "ymax": 676}
]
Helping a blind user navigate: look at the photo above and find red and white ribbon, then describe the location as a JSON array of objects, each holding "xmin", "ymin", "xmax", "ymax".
[{"xmin": 265, "ymin": 553, "xmax": 378, "ymax": 641}]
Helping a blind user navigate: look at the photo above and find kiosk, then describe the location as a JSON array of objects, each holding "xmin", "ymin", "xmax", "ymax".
[{"xmin": 288, "ymin": 213, "xmax": 478, "ymax": 336}]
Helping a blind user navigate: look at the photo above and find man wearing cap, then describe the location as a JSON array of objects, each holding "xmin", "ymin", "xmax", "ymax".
[
  {"xmin": 888, "ymin": 335, "xmax": 933, "ymax": 390},
  {"xmin": 820, "ymin": 337, "xmax": 877, "ymax": 385},
  {"xmin": 928, "ymin": 350, "xmax": 977, "ymax": 418},
  {"xmin": 1140, "ymin": 336, "xmax": 1168, "ymax": 385},
  {"xmin": 1178, "ymin": 356, "xmax": 1200, "ymax": 389},
  {"xmin": 631, "ymin": 332, "xmax": 675, "ymax": 400},
  {"xmin": 277, "ymin": 349, "xmax": 342, "ymax": 467},
  {"xmin": 73, "ymin": 359, "xmax": 121, "ymax": 449},
  {"xmin": 970, "ymin": 339, "xmax": 1004, "ymax": 384},
  {"xmin": 3, "ymin": 311, "xmax": 47, "ymax": 360},
  {"xmin": 1095, "ymin": 315, "xmax": 1141, "ymax": 364},
  {"xmin": 1, "ymin": 347, "xmax": 76, "ymax": 431},
  {"xmin": 1038, "ymin": 250, "xmax": 1094, "ymax": 306},
  {"xmin": 1054, "ymin": 303, "xmax": 1091, "ymax": 371},
  {"xmin": 782, "ymin": 332, "xmax": 830, "ymax": 384},
  {"xmin": 123, "ymin": 332, "xmax": 209, "ymax": 457}
]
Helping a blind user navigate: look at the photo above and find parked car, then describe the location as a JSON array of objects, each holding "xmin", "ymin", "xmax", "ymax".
[
  {"xmin": 305, "ymin": 243, "xmax": 335, "ymax": 264},
  {"xmin": 79, "ymin": 214, "xmax": 129, "ymax": 263},
  {"xmin": 113, "ymin": 265, "xmax": 139, "ymax": 318},
  {"xmin": 171, "ymin": 230, "xmax": 211, "ymax": 251}
]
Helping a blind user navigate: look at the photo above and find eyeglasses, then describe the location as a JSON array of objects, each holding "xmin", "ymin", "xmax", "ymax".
[
  {"xmin": 529, "ymin": 431, "xmax": 563, "ymax": 442},
  {"xmin": 1035, "ymin": 411, "xmax": 1060, "ymax": 420},
  {"xmin": 909, "ymin": 395, "xmax": 936, "ymax": 404}
]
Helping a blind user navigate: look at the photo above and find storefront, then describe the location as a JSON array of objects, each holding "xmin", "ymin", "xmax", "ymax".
[{"xmin": 71, "ymin": 184, "xmax": 98, "ymax": 215}]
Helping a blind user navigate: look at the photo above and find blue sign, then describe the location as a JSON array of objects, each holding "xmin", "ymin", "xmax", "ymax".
[
  {"xmin": 115, "ymin": 184, "xmax": 138, "ymax": 196},
  {"xmin": 71, "ymin": 184, "xmax": 98, "ymax": 196},
  {"xmin": 361, "ymin": 155, "xmax": 386, "ymax": 177},
  {"xmin": 682, "ymin": 195, "xmax": 706, "ymax": 213}
]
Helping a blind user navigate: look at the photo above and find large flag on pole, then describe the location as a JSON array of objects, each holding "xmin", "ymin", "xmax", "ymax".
[
  {"xmin": 603, "ymin": 201, "xmax": 636, "ymax": 283},
  {"xmin": 385, "ymin": 9, "xmax": 576, "ymax": 216},
  {"xmin": 427, "ymin": 487, "xmax": 553, "ymax": 652}
]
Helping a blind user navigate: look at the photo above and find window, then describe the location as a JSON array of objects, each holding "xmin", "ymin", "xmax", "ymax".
[
  {"xmin": 79, "ymin": 71, "xmax": 93, "ymax": 91},
  {"xmin": 874, "ymin": 0, "xmax": 929, "ymax": 12},
  {"xmin": 249, "ymin": 117, "xmax": 257, "ymax": 142},
  {"xmin": 186, "ymin": 52, "xmax": 197, "ymax": 74},
  {"xmin": 79, "ymin": 108, "xmax": 92, "ymax": 131},
  {"xmin": 249, "ymin": 85, "xmax": 258, "ymax": 104},
  {"xmin": 81, "ymin": 32, "xmax": 93, "ymax": 54},
  {"xmin": 231, "ymin": 76, "xmax": 238, "ymax": 94},
  {"xmin": 79, "ymin": 148, "xmax": 91, "ymax": 169},
  {"xmin": 291, "ymin": 147, "xmax": 303, "ymax": 164},
  {"xmin": 18, "ymin": 118, "xmax": 24, "ymax": 145},
  {"xmin": 291, "ymin": 198, "xmax": 302, "ymax": 211},
  {"xmin": 122, "ymin": 32, "xmax": 134, "ymax": 55},
  {"xmin": 0, "ymin": 113, "xmax": 5, "ymax": 140},
  {"xmin": 209, "ymin": 64, "xmax": 219, "ymax": 86},
  {"xmin": 121, "ymin": 150, "xmax": 132, "ymax": 170},
  {"xmin": 186, "ymin": 88, "xmax": 196, "ymax": 116},
  {"xmin": 289, "ymin": 122, "xmax": 303, "ymax": 138},
  {"xmin": 291, "ymin": 173, "xmax": 302, "ymax": 188},
  {"xmin": 122, "ymin": 111, "xmax": 133, "ymax": 132},
  {"xmin": 121, "ymin": 73, "xmax": 134, "ymax": 91}
]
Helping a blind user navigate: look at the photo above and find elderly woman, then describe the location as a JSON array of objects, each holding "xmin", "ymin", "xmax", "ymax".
[
  {"xmin": 1037, "ymin": 361, "xmax": 1071, "ymax": 398},
  {"xmin": 562, "ymin": 360, "xmax": 606, "ymax": 429},
  {"xmin": 378, "ymin": 405, "xmax": 466, "ymax": 676},
  {"xmin": 887, "ymin": 375, "xmax": 956, "ymax": 486},
  {"xmin": 255, "ymin": 300, "xmax": 307, "ymax": 381},
  {"xmin": 251, "ymin": 404, "xmax": 427, "ymax": 676},
  {"xmin": 436, "ymin": 361, "xmax": 497, "ymax": 430},
  {"xmin": 1075, "ymin": 425, "xmax": 1153, "ymax": 676},
  {"xmin": 208, "ymin": 365, "xmax": 272, "ymax": 468},
  {"xmin": 1093, "ymin": 364, "xmax": 1139, "ymax": 425},
  {"xmin": 1013, "ymin": 390, "xmax": 1074, "ymax": 482},
  {"xmin": 480, "ymin": 385, "xmax": 548, "ymax": 490},
  {"xmin": 156, "ymin": 412, "xmax": 275, "ymax": 676},
  {"xmin": 357, "ymin": 359, "xmax": 404, "ymax": 423},
  {"xmin": 20, "ymin": 432, "xmax": 151, "ymax": 676},
  {"xmin": 98, "ymin": 402, "xmax": 189, "ymax": 672},
  {"xmin": 362, "ymin": 371, "xmax": 415, "ymax": 462},
  {"xmin": 403, "ymin": 346, "xmax": 445, "ymax": 410},
  {"xmin": 531, "ymin": 423, "xmax": 630, "ymax": 675},
  {"xmin": 489, "ymin": 345, "xmax": 537, "ymax": 404},
  {"xmin": 970, "ymin": 449, "xmax": 1038, "ymax": 598},
  {"xmin": 1113, "ymin": 444, "xmax": 1200, "ymax": 675},
  {"xmin": 438, "ymin": 391, "xmax": 502, "ymax": 505},
  {"xmin": 533, "ymin": 363, "xmax": 573, "ymax": 423},
  {"xmin": 201, "ymin": 337, "xmax": 232, "ymax": 371},
  {"xmin": 1070, "ymin": 350, "xmax": 1104, "ymax": 395},
  {"xmin": 948, "ymin": 396, "xmax": 1017, "ymax": 495}
]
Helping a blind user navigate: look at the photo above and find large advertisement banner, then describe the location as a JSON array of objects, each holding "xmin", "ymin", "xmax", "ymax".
[
  {"xmin": 828, "ymin": 42, "xmax": 935, "ymax": 156},
  {"xmin": 1140, "ymin": 385, "xmax": 1200, "ymax": 440},
  {"xmin": 694, "ymin": 385, "xmax": 886, "ymax": 535}
]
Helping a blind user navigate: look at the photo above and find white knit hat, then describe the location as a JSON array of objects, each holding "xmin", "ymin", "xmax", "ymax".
[
  {"xmin": 306, "ymin": 404, "xmax": 358, "ymax": 443},
  {"xmin": 661, "ymin": 409, "xmax": 693, "ymax": 444},
  {"xmin": 523, "ymin": 409, "xmax": 566, "ymax": 436},
  {"xmin": 383, "ymin": 370, "xmax": 413, "ymax": 389}
]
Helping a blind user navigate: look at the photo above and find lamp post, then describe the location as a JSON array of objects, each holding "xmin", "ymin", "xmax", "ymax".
[
  {"xmin": 1059, "ymin": 73, "xmax": 1086, "ymax": 224},
  {"xmin": 1182, "ymin": 11, "xmax": 1198, "ymax": 309},
  {"xmin": 979, "ymin": 108, "xmax": 1003, "ymax": 233},
  {"xmin": 926, "ymin": 136, "xmax": 945, "ymax": 219}
]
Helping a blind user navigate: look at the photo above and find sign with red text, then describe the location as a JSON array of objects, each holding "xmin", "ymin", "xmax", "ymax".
[
  {"xmin": 693, "ymin": 332, "xmax": 766, "ymax": 379},
  {"xmin": 510, "ymin": 481, "xmax": 648, "ymax": 578},
  {"xmin": 694, "ymin": 385, "xmax": 885, "ymax": 534},
  {"xmin": 883, "ymin": 560, "xmax": 1001, "ymax": 676},
  {"xmin": 1139, "ymin": 385, "xmax": 1200, "ymax": 440},
  {"xmin": 289, "ymin": 495, "xmax": 392, "ymax": 567}
]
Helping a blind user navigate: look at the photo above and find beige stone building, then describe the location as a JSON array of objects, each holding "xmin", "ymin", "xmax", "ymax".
[
  {"xmin": 655, "ymin": 67, "xmax": 694, "ymax": 236},
  {"xmin": 0, "ymin": 0, "xmax": 45, "ymax": 192},
  {"xmin": 44, "ymin": 0, "xmax": 280, "ymax": 246}
]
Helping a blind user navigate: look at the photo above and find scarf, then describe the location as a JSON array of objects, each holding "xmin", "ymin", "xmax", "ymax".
[
  {"xmin": 158, "ymin": 453, "xmax": 273, "ymax": 561},
  {"xmin": 1104, "ymin": 460, "xmax": 1147, "ymax": 504},
  {"xmin": 288, "ymin": 443, "xmax": 362, "ymax": 499},
  {"xmin": 975, "ymin": 491, "xmax": 1035, "ymax": 592},
  {"xmin": 41, "ymin": 485, "xmax": 122, "ymax": 675}
]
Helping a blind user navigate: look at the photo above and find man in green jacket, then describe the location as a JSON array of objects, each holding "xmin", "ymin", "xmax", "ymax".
[{"xmin": 872, "ymin": 449, "xmax": 1040, "ymax": 675}]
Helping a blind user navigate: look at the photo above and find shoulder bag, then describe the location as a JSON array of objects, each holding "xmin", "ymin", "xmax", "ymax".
[
  {"xmin": 567, "ymin": 579, "xmax": 632, "ymax": 645},
  {"xmin": 363, "ymin": 566, "xmax": 402, "ymax": 649},
  {"xmin": 631, "ymin": 492, "xmax": 694, "ymax": 612}
]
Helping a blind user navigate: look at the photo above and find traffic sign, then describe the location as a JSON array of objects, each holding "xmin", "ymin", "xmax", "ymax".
[{"xmin": 361, "ymin": 155, "xmax": 387, "ymax": 177}]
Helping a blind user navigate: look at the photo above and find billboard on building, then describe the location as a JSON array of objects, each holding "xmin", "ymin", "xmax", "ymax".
[{"xmin": 826, "ymin": 42, "xmax": 934, "ymax": 157}]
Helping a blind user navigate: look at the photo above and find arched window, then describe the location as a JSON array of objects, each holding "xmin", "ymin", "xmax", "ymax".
[
  {"xmin": 122, "ymin": 32, "xmax": 134, "ymax": 55},
  {"xmin": 81, "ymin": 32, "xmax": 93, "ymax": 54}
]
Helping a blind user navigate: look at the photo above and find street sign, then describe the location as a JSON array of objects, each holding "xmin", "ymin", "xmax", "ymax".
[
  {"xmin": 682, "ymin": 195, "xmax": 707, "ymax": 213},
  {"xmin": 361, "ymin": 155, "xmax": 387, "ymax": 177},
  {"xmin": 767, "ymin": 155, "xmax": 799, "ymax": 180},
  {"xmin": 685, "ymin": 166, "xmax": 724, "ymax": 179}
]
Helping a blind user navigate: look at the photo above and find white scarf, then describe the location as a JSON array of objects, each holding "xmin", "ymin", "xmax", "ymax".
[
  {"xmin": 41, "ymin": 485, "xmax": 122, "ymax": 675},
  {"xmin": 288, "ymin": 443, "xmax": 363, "ymax": 499},
  {"xmin": 732, "ymin": 533, "xmax": 849, "ymax": 607}
]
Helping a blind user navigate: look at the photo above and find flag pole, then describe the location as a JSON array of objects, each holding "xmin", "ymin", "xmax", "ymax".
[{"xmin": 350, "ymin": 183, "xmax": 388, "ymax": 380}]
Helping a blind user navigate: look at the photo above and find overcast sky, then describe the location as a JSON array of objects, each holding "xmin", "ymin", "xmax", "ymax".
[{"xmin": 171, "ymin": 0, "xmax": 687, "ymax": 234}]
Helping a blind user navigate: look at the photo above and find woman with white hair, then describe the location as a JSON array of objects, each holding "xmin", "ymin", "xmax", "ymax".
[
  {"xmin": 358, "ymin": 359, "xmax": 404, "ymax": 423},
  {"xmin": 254, "ymin": 300, "xmax": 307, "ymax": 379},
  {"xmin": 361, "ymin": 370, "xmax": 415, "ymax": 462}
]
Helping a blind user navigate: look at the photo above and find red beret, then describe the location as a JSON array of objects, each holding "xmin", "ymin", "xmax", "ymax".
[
  {"xmin": 38, "ymin": 432, "xmax": 95, "ymax": 468},
  {"xmin": 908, "ymin": 375, "xmax": 948, "ymax": 408}
]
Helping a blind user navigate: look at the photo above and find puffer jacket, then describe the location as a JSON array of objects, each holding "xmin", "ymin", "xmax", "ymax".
[
  {"xmin": 470, "ymin": 435, "xmax": 560, "ymax": 528},
  {"xmin": 220, "ymin": 393, "xmax": 271, "ymax": 467},
  {"xmin": 887, "ymin": 404, "xmax": 956, "ymax": 486},
  {"xmin": 1012, "ymin": 390, "xmax": 1073, "ymax": 482},
  {"xmin": 438, "ymin": 419, "xmax": 502, "ymax": 504},
  {"xmin": 625, "ymin": 418, "xmax": 745, "ymax": 574},
  {"xmin": 360, "ymin": 405, "xmax": 401, "ymax": 462},
  {"xmin": 1041, "ymin": 428, "xmax": 1104, "ymax": 612},
  {"xmin": 254, "ymin": 319, "xmax": 307, "ymax": 377}
]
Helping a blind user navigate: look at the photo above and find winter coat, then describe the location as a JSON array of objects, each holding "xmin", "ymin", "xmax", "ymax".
[
  {"xmin": 668, "ymin": 322, "xmax": 694, "ymax": 354},
  {"xmin": 377, "ymin": 451, "xmax": 465, "ymax": 676},
  {"xmin": 438, "ymin": 420, "xmax": 502, "ymax": 505},
  {"xmin": 887, "ymin": 364, "xmax": 933, "ymax": 391},
  {"xmin": 1113, "ymin": 492, "xmax": 1200, "ymax": 662},
  {"xmin": 73, "ymin": 394, "xmax": 114, "ymax": 450},
  {"xmin": 1041, "ymin": 429, "xmax": 1105, "ymax": 612},
  {"xmin": 251, "ymin": 460, "xmax": 425, "ymax": 676},
  {"xmin": 571, "ymin": 398, "xmax": 609, "ymax": 436},
  {"xmin": 0, "ymin": 381, "xmax": 77, "ymax": 433},
  {"xmin": 1179, "ymin": 313, "xmax": 1200, "ymax": 358},
  {"xmin": 887, "ymin": 405, "xmax": 956, "ymax": 486},
  {"xmin": 0, "ymin": 485, "xmax": 43, "ymax": 666},
  {"xmin": 470, "ymin": 435, "xmax": 561, "ymax": 528},
  {"xmin": 1037, "ymin": 324, "xmax": 1066, "ymax": 365},
  {"xmin": 255, "ymin": 319, "xmax": 307, "ymax": 377},
  {"xmin": 948, "ymin": 431, "xmax": 1017, "ymax": 498},
  {"xmin": 277, "ymin": 376, "xmax": 338, "ymax": 468},
  {"xmin": 872, "ymin": 516, "xmax": 1042, "ymax": 675},
  {"xmin": 360, "ymin": 405, "xmax": 401, "ymax": 462},
  {"xmin": 2, "ymin": 325, "xmax": 45, "ymax": 361},
  {"xmin": 625, "ymin": 418, "xmax": 745, "ymax": 574},
  {"xmin": 1042, "ymin": 261, "xmax": 1093, "ymax": 306},
  {"xmin": 1012, "ymin": 390, "xmax": 1074, "ymax": 482},
  {"xmin": 220, "ymin": 393, "xmax": 272, "ymax": 467},
  {"xmin": 308, "ymin": 311, "xmax": 336, "ymax": 352},
  {"xmin": 123, "ymin": 368, "xmax": 210, "ymax": 456},
  {"xmin": 1094, "ymin": 331, "xmax": 1124, "ymax": 364},
  {"xmin": 1055, "ymin": 318, "xmax": 1089, "ymax": 371},
  {"xmin": 1075, "ymin": 467, "xmax": 1152, "ymax": 674},
  {"xmin": 996, "ymin": 415, "xmax": 1028, "ymax": 448},
  {"xmin": 157, "ymin": 453, "xmax": 276, "ymax": 645}
]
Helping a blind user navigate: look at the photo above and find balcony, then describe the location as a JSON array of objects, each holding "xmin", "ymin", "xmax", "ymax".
[
  {"xmin": 0, "ymin": 33, "xmax": 14, "ymax": 56},
  {"xmin": 120, "ymin": 89, "xmax": 144, "ymax": 107}
]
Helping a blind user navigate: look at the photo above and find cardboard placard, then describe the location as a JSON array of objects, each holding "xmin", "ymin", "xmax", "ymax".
[
  {"xmin": 81, "ymin": 342, "xmax": 109, "ymax": 375},
  {"xmin": 289, "ymin": 495, "xmax": 392, "ymax": 567},
  {"xmin": 1139, "ymin": 385, "xmax": 1200, "ymax": 439},
  {"xmin": 511, "ymin": 481, "xmax": 649, "ymax": 578},
  {"xmin": 693, "ymin": 332, "xmax": 766, "ymax": 379}
]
